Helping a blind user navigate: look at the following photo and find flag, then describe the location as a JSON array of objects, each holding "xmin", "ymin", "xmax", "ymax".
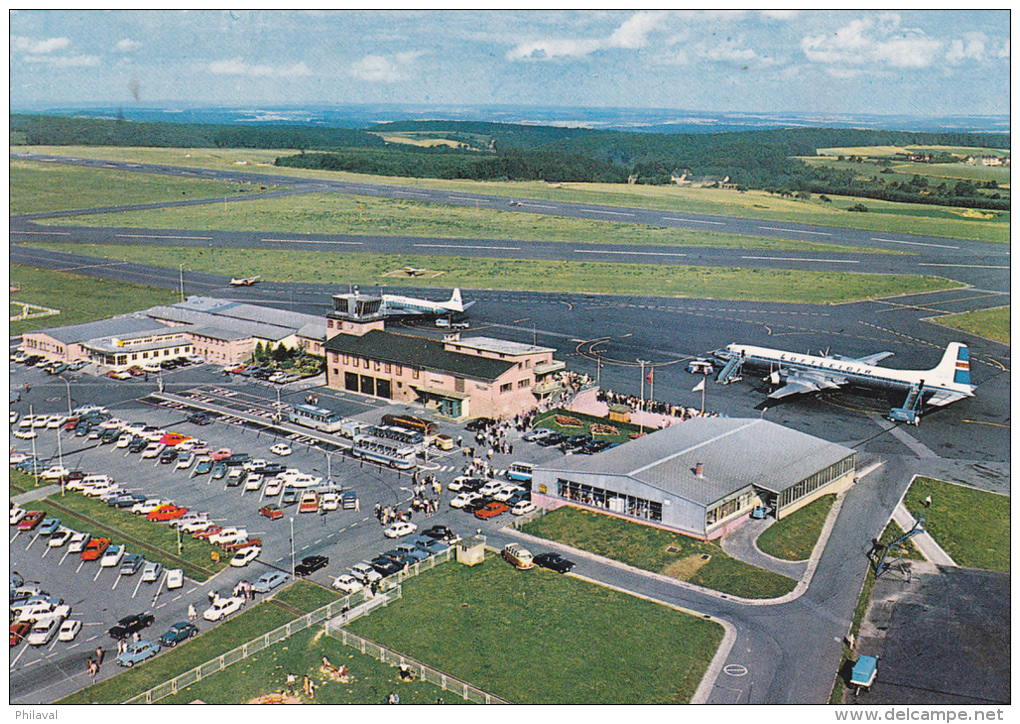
[
  {"xmin": 646, "ymin": 368, "xmax": 653, "ymax": 384},
  {"xmin": 693, "ymin": 379, "xmax": 705, "ymax": 393}
]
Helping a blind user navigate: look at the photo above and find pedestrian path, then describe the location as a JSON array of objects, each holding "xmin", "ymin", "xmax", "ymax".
[
  {"xmin": 890, "ymin": 504, "xmax": 957, "ymax": 566},
  {"xmin": 718, "ymin": 518, "xmax": 807, "ymax": 581}
]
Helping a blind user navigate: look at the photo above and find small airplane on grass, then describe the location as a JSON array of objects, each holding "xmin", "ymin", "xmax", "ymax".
[{"xmin": 230, "ymin": 276, "xmax": 261, "ymax": 287}]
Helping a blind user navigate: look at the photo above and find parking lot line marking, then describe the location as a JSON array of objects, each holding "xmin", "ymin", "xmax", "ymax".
[
  {"xmin": 67, "ymin": 642, "xmax": 79, "ymax": 650},
  {"xmin": 85, "ymin": 634, "xmax": 99, "ymax": 642},
  {"xmin": 10, "ymin": 646, "xmax": 29, "ymax": 668},
  {"xmin": 40, "ymin": 546, "xmax": 50, "ymax": 559},
  {"xmin": 132, "ymin": 575, "xmax": 144, "ymax": 599},
  {"xmin": 156, "ymin": 602, "xmax": 167, "ymax": 609},
  {"xmin": 111, "ymin": 573, "xmax": 122, "ymax": 590},
  {"xmin": 26, "ymin": 534, "xmax": 40, "ymax": 550},
  {"xmin": 93, "ymin": 567, "xmax": 103, "ymax": 582},
  {"xmin": 76, "ymin": 560, "xmax": 85, "ymax": 573}
]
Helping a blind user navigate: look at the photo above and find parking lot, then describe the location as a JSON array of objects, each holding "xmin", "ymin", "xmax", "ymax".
[{"xmin": 10, "ymin": 355, "xmax": 570, "ymax": 704}]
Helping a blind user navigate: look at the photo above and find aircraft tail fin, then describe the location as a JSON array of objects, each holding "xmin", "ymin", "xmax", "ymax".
[
  {"xmin": 931, "ymin": 343, "xmax": 971, "ymax": 387},
  {"xmin": 448, "ymin": 288, "xmax": 464, "ymax": 312}
]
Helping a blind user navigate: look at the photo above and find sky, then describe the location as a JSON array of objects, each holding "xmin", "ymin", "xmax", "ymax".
[{"xmin": 8, "ymin": 10, "xmax": 1012, "ymax": 117}]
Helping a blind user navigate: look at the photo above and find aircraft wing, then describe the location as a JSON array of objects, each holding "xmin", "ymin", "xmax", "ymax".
[
  {"xmin": 925, "ymin": 390, "xmax": 967, "ymax": 408},
  {"xmin": 767, "ymin": 371, "xmax": 844, "ymax": 399},
  {"xmin": 854, "ymin": 351, "xmax": 894, "ymax": 366}
]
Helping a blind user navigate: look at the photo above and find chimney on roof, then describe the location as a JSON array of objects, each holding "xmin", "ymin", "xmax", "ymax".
[{"xmin": 695, "ymin": 462, "xmax": 704, "ymax": 478}]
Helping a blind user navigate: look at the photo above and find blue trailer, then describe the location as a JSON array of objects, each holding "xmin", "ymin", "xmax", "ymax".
[{"xmin": 850, "ymin": 655, "xmax": 878, "ymax": 694}]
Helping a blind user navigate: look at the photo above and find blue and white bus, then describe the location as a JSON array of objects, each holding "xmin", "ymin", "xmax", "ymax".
[
  {"xmin": 351, "ymin": 435, "xmax": 417, "ymax": 470},
  {"xmin": 288, "ymin": 404, "xmax": 344, "ymax": 433},
  {"xmin": 506, "ymin": 462, "xmax": 533, "ymax": 483},
  {"xmin": 370, "ymin": 424, "xmax": 425, "ymax": 452}
]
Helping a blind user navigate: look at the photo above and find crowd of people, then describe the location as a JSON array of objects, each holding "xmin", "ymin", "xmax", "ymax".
[{"xmin": 597, "ymin": 387, "xmax": 717, "ymax": 421}]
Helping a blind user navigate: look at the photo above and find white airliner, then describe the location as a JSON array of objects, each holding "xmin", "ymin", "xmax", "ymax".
[
  {"xmin": 381, "ymin": 288, "xmax": 475, "ymax": 317},
  {"xmin": 717, "ymin": 342, "xmax": 975, "ymax": 417}
]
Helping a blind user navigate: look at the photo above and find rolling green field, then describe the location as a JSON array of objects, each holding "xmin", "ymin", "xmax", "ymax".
[
  {"xmin": 10, "ymin": 265, "xmax": 178, "ymax": 336},
  {"xmin": 933, "ymin": 306, "xmax": 1010, "ymax": 345},
  {"xmin": 755, "ymin": 494, "xmax": 836, "ymax": 561},
  {"xmin": 522, "ymin": 506, "xmax": 798, "ymax": 599},
  {"xmin": 346, "ymin": 555, "xmax": 723, "ymax": 704},
  {"xmin": 902, "ymin": 477, "xmax": 1010, "ymax": 572},
  {"xmin": 31, "ymin": 242, "xmax": 962, "ymax": 304},
  {"xmin": 10, "ymin": 159, "xmax": 267, "ymax": 215},
  {"xmin": 17, "ymin": 145, "xmax": 1009, "ymax": 244}
]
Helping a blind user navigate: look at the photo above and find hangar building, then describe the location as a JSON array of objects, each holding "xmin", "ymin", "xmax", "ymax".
[{"xmin": 532, "ymin": 417, "xmax": 856, "ymax": 540}]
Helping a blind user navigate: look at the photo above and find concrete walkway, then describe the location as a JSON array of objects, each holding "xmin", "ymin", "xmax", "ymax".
[
  {"xmin": 718, "ymin": 517, "xmax": 807, "ymax": 581},
  {"xmin": 12, "ymin": 484, "xmax": 60, "ymax": 505},
  {"xmin": 890, "ymin": 504, "xmax": 957, "ymax": 566}
]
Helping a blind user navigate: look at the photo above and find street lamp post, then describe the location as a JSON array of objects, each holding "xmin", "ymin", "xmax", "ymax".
[
  {"xmin": 179, "ymin": 263, "xmax": 185, "ymax": 303},
  {"xmin": 290, "ymin": 517, "xmax": 296, "ymax": 577},
  {"xmin": 637, "ymin": 359, "xmax": 650, "ymax": 433}
]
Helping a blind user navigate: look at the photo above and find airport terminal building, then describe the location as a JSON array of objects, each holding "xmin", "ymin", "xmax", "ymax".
[{"xmin": 532, "ymin": 417, "xmax": 856, "ymax": 540}]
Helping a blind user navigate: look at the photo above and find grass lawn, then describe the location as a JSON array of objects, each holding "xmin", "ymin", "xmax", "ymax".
[
  {"xmin": 10, "ymin": 159, "xmax": 265, "ymax": 215},
  {"xmin": 532, "ymin": 408, "xmax": 646, "ymax": 444},
  {"xmin": 271, "ymin": 580, "xmax": 342, "ymax": 613},
  {"xmin": 19, "ymin": 145, "xmax": 1008, "ymax": 244},
  {"xmin": 933, "ymin": 306, "xmax": 1010, "ymax": 345},
  {"xmin": 23, "ymin": 489, "xmax": 227, "ymax": 582},
  {"xmin": 157, "ymin": 625, "xmax": 464, "ymax": 705},
  {"xmin": 9, "ymin": 265, "xmax": 178, "ymax": 337},
  {"xmin": 522, "ymin": 506, "xmax": 797, "ymax": 599},
  {"xmin": 755, "ymin": 494, "xmax": 836, "ymax": 561},
  {"xmin": 903, "ymin": 477, "xmax": 1010, "ymax": 572},
  {"xmin": 31, "ymin": 242, "xmax": 962, "ymax": 305},
  {"xmin": 57, "ymin": 601, "xmax": 296, "ymax": 704},
  {"xmin": 346, "ymin": 555, "xmax": 723, "ymax": 704}
]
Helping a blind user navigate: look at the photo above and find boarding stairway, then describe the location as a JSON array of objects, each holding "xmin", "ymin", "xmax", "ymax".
[
  {"xmin": 715, "ymin": 355, "xmax": 743, "ymax": 385},
  {"xmin": 889, "ymin": 382, "xmax": 924, "ymax": 423}
]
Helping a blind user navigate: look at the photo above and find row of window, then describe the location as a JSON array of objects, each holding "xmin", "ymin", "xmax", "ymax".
[
  {"xmin": 556, "ymin": 479, "xmax": 663, "ymax": 523},
  {"xmin": 777, "ymin": 454, "xmax": 856, "ymax": 509},
  {"xmin": 706, "ymin": 489, "xmax": 756, "ymax": 527}
]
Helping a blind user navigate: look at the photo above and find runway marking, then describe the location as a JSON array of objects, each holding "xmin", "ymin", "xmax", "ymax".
[
  {"xmin": 918, "ymin": 263, "xmax": 1010, "ymax": 269},
  {"xmin": 262, "ymin": 238, "xmax": 363, "ymax": 246},
  {"xmin": 574, "ymin": 249, "xmax": 687, "ymax": 258},
  {"xmin": 757, "ymin": 226, "xmax": 832, "ymax": 236},
  {"xmin": 11, "ymin": 230, "xmax": 72, "ymax": 235},
  {"xmin": 663, "ymin": 217, "xmax": 725, "ymax": 225},
  {"xmin": 581, "ymin": 209, "xmax": 635, "ymax": 217},
  {"xmin": 523, "ymin": 203, "xmax": 557, "ymax": 210},
  {"xmin": 741, "ymin": 256, "xmax": 858, "ymax": 264},
  {"xmin": 115, "ymin": 234, "xmax": 212, "ymax": 240},
  {"xmin": 961, "ymin": 419, "xmax": 1010, "ymax": 429},
  {"xmin": 871, "ymin": 237, "xmax": 959, "ymax": 250},
  {"xmin": 448, "ymin": 196, "xmax": 476, "ymax": 201},
  {"xmin": 414, "ymin": 244, "xmax": 520, "ymax": 250}
]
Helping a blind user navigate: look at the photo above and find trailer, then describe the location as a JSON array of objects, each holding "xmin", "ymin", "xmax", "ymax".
[{"xmin": 850, "ymin": 655, "xmax": 878, "ymax": 694}]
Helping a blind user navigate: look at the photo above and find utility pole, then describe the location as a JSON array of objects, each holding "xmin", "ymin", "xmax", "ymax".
[
  {"xmin": 637, "ymin": 359, "xmax": 649, "ymax": 434},
  {"xmin": 179, "ymin": 263, "xmax": 185, "ymax": 303},
  {"xmin": 290, "ymin": 517, "xmax": 296, "ymax": 577}
]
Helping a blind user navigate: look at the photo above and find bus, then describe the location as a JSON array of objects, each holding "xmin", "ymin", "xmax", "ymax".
[
  {"xmin": 350, "ymin": 435, "xmax": 417, "ymax": 470},
  {"xmin": 381, "ymin": 413, "xmax": 438, "ymax": 437},
  {"xmin": 506, "ymin": 462, "xmax": 533, "ymax": 483},
  {"xmin": 370, "ymin": 424, "xmax": 425, "ymax": 451},
  {"xmin": 288, "ymin": 404, "xmax": 344, "ymax": 433}
]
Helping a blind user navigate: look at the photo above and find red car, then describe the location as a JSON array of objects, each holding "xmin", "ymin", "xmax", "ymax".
[
  {"xmin": 474, "ymin": 502, "xmax": 509, "ymax": 520},
  {"xmin": 81, "ymin": 537, "xmax": 111, "ymax": 561},
  {"xmin": 209, "ymin": 448, "xmax": 233, "ymax": 461},
  {"xmin": 63, "ymin": 417, "xmax": 81, "ymax": 431},
  {"xmin": 10, "ymin": 622, "xmax": 30, "ymax": 647},
  {"xmin": 148, "ymin": 505, "xmax": 188, "ymax": 522},
  {"xmin": 223, "ymin": 537, "xmax": 261, "ymax": 552},
  {"xmin": 17, "ymin": 510, "xmax": 45, "ymax": 531},
  {"xmin": 259, "ymin": 504, "xmax": 284, "ymax": 521},
  {"xmin": 160, "ymin": 432, "xmax": 191, "ymax": 446},
  {"xmin": 194, "ymin": 525, "xmax": 222, "ymax": 540}
]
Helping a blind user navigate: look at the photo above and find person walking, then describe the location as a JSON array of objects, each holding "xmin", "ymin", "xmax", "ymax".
[
  {"xmin": 188, "ymin": 603, "xmax": 196, "ymax": 621},
  {"xmin": 95, "ymin": 646, "xmax": 104, "ymax": 665}
]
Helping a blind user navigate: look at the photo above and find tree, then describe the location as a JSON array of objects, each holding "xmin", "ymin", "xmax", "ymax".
[
  {"xmin": 254, "ymin": 341, "xmax": 265, "ymax": 361},
  {"xmin": 272, "ymin": 343, "xmax": 290, "ymax": 363}
]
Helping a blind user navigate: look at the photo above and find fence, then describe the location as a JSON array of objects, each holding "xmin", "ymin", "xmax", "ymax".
[{"xmin": 123, "ymin": 546, "xmax": 453, "ymax": 704}]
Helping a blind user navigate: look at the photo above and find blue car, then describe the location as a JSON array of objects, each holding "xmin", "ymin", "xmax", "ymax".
[
  {"xmin": 410, "ymin": 535, "xmax": 449, "ymax": 556},
  {"xmin": 194, "ymin": 459, "xmax": 214, "ymax": 475},
  {"xmin": 116, "ymin": 640, "xmax": 161, "ymax": 667},
  {"xmin": 394, "ymin": 542, "xmax": 429, "ymax": 562},
  {"xmin": 158, "ymin": 622, "xmax": 198, "ymax": 648},
  {"xmin": 39, "ymin": 518, "xmax": 61, "ymax": 536},
  {"xmin": 252, "ymin": 571, "xmax": 289, "ymax": 593}
]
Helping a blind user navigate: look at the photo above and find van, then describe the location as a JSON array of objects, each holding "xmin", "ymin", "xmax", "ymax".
[
  {"xmin": 501, "ymin": 543, "xmax": 534, "ymax": 570},
  {"xmin": 299, "ymin": 490, "xmax": 319, "ymax": 514},
  {"xmin": 506, "ymin": 462, "xmax": 533, "ymax": 483},
  {"xmin": 433, "ymin": 434, "xmax": 454, "ymax": 451},
  {"xmin": 339, "ymin": 419, "xmax": 370, "ymax": 439},
  {"xmin": 435, "ymin": 318, "xmax": 451, "ymax": 328},
  {"xmin": 479, "ymin": 480, "xmax": 504, "ymax": 497}
]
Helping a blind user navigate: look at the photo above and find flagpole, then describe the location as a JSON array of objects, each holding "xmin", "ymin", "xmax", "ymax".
[{"xmin": 701, "ymin": 381, "xmax": 706, "ymax": 414}]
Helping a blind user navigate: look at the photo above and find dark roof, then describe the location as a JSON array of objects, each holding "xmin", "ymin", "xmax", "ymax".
[{"xmin": 323, "ymin": 330, "xmax": 515, "ymax": 382}]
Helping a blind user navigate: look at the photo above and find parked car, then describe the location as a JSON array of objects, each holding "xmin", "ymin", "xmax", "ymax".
[
  {"xmin": 384, "ymin": 521, "xmax": 417, "ymax": 538},
  {"xmin": 449, "ymin": 492, "xmax": 481, "ymax": 509},
  {"xmin": 536, "ymin": 432, "xmax": 568, "ymax": 447},
  {"xmin": 165, "ymin": 569, "xmax": 184, "ymax": 589},
  {"xmin": 187, "ymin": 412, "xmax": 212, "ymax": 426},
  {"xmin": 109, "ymin": 492, "xmax": 147, "ymax": 509},
  {"xmin": 47, "ymin": 528, "xmax": 74, "ymax": 548},
  {"xmin": 229, "ymin": 546, "xmax": 261, "ymax": 567},
  {"xmin": 259, "ymin": 504, "xmax": 284, "ymax": 520},
  {"xmin": 57, "ymin": 619, "xmax": 82, "ymax": 642},
  {"xmin": 148, "ymin": 505, "xmax": 189, "ymax": 522},
  {"xmin": 370, "ymin": 557, "xmax": 404, "ymax": 578},
  {"xmin": 244, "ymin": 474, "xmax": 264, "ymax": 492},
  {"xmin": 465, "ymin": 417, "xmax": 495, "ymax": 431},
  {"xmin": 203, "ymin": 596, "xmax": 244, "ymax": 622},
  {"xmin": 100, "ymin": 544, "xmax": 126, "ymax": 568},
  {"xmin": 320, "ymin": 492, "xmax": 340, "ymax": 511},
  {"xmin": 17, "ymin": 511, "xmax": 45, "ymax": 532},
  {"xmin": 39, "ymin": 518, "xmax": 62, "ymax": 536},
  {"xmin": 341, "ymin": 490, "xmax": 358, "ymax": 510},
  {"xmin": 422, "ymin": 525, "xmax": 457, "ymax": 543},
  {"xmin": 511, "ymin": 501, "xmax": 537, "ymax": 516},
  {"xmin": 448, "ymin": 476, "xmax": 488, "ymax": 493},
  {"xmin": 533, "ymin": 552, "xmax": 576, "ymax": 574},
  {"xmin": 132, "ymin": 499, "xmax": 166, "ymax": 516},
  {"xmin": 211, "ymin": 463, "xmax": 228, "ymax": 480},
  {"xmin": 350, "ymin": 562, "xmax": 383, "ymax": 585},
  {"xmin": 331, "ymin": 574, "xmax": 364, "ymax": 594},
  {"xmin": 116, "ymin": 639, "xmax": 161, "ymax": 667},
  {"xmin": 9, "ymin": 506, "xmax": 27, "ymax": 525},
  {"xmin": 281, "ymin": 487, "xmax": 300, "ymax": 506},
  {"xmin": 141, "ymin": 561, "xmax": 164, "ymax": 583},
  {"xmin": 67, "ymin": 532, "xmax": 91, "ymax": 553},
  {"xmin": 27, "ymin": 616, "xmax": 64, "ymax": 646},
  {"xmin": 294, "ymin": 555, "xmax": 329, "ymax": 577},
  {"xmin": 120, "ymin": 553, "xmax": 144, "ymax": 576},
  {"xmin": 270, "ymin": 443, "xmax": 292, "ymax": 456},
  {"xmin": 10, "ymin": 622, "xmax": 31, "ymax": 647},
  {"xmin": 108, "ymin": 613, "xmax": 155, "ymax": 640},
  {"xmin": 159, "ymin": 622, "xmax": 199, "ymax": 647},
  {"xmin": 209, "ymin": 448, "xmax": 233, "ymax": 461},
  {"xmin": 128, "ymin": 437, "xmax": 148, "ymax": 453},
  {"xmin": 501, "ymin": 543, "xmax": 535, "ymax": 570},
  {"xmin": 175, "ymin": 453, "xmax": 195, "ymax": 470},
  {"xmin": 474, "ymin": 501, "xmax": 509, "ymax": 520},
  {"xmin": 81, "ymin": 537, "xmax": 111, "ymax": 561},
  {"xmin": 194, "ymin": 458, "xmax": 214, "ymax": 475},
  {"xmin": 225, "ymin": 467, "xmax": 247, "ymax": 487},
  {"xmin": 252, "ymin": 571, "xmax": 289, "ymax": 593},
  {"xmin": 394, "ymin": 542, "xmax": 429, "ymax": 562}
]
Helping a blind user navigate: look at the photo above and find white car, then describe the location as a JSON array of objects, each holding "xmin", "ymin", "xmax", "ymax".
[
  {"xmin": 67, "ymin": 532, "xmax": 91, "ymax": 553},
  {"xmin": 320, "ymin": 492, "xmax": 340, "ymax": 511},
  {"xmin": 384, "ymin": 521, "xmax": 417, "ymax": 539},
  {"xmin": 18, "ymin": 415, "xmax": 35, "ymax": 429},
  {"xmin": 289, "ymin": 474, "xmax": 322, "ymax": 489},
  {"xmin": 9, "ymin": 451, "xmax": 30, "ymax": 465},
  {"xmin": 99, "ymin": 417, "xmax": 125, "ymax": 430},
  {"xmin": 179, "ymin": 518, "xmax": 213, "ymax": 534},
  {"xmin": 209, "ymin": 528, "xmax": 247, "ymax": 546},
  {"xmin": 57, "ymin": 618, "xmax": 82, "ymax": 642},
  {"xmin": 165, "ymin": 569, "xmax": 184, "ymax": 589},
  {"xmin": 10, "ymin": 410, "xmax": 19, "ymax": 426},
  {"xmin": 45, "ymin": 415, "xmax": 66, "ymax": 429},
  {"xmin": 270, "ymin": 443, "xmax": 292, "ymax": 456},
  {"xmin": 244, "ymin": 474, "xmax": 263, "ymax": 492},
  {"xmin": 48, "ymin": 528, "xmax": 74, "ymax": 547},
  {"xmin": 27, "ymin": 616, "xmax": 64, "ymax": 646},
  {"xmin": 450, "ymin": 492, "xmax": 481, "ymax": 509},
  {"xmin": 100, "ymin": 545, "xmax": 126, "ymax": 567},
  {"xmin": 32, "ymin": 416, "xmax": 49, "ymax": 428},
  {"xmin": 479, "ymin": 480, "xmax": 504, "ymax": 497},
  {"xmin": 332, "ymin": 574, "xmax": 364, "ymax": 594},
  {"xmin": 142, "ymin": 443, "xmax": 166, "ymax": 458},
  {"xmin": 229, "ymin": 546, "xmax": 261, "ymax": 567},
  {"xmin": 243, "ymin": 459, "xmax": 268, "ymax": 472},
  {"xmin": 493, "ymin": 485, "xmax": 525, "ymax": 503},
  {"xmin": 511, "ymin": 501, "xmax": 537, "ymax": 516},
  {"xmin": 263, "ymin": 479, "xmax": 284, "ymax": 497},
  {"xmin": 116, "ymin": 434, "xmax": 134, "ymax": 448},
  {"xmin": 203, "ymin": 596, "xmax": 244, "ymax": 621},
  {"xmin": 84, "ymin": 482, "xmax": 120, "ymax": 498},
  {"xmin": 350, "ymin": 563, "xmax": 382, "ymax": 585},
  {"xmin": 12, "ymin": 428, "xmax": 37, "ymax": 440},
  {"xmin": 10, "ymin": 506, "xmax": 27, "ymax": 525},
  {"xmin": 132, "ymin": 499, "xmax": 166, "ymax": 515},
  {"xmin": 39, "ymin": 465, "xmax": 71, "ymax": 481},
  {"xmin": 175, "ymin": 453, "xmax": 195, "ymax": 470},
  {"xmin": 142, "ymin": 363, "xmax": 161, "ymax": 373}
]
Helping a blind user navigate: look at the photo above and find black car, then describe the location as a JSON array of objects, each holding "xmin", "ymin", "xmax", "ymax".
[
  {"xmin": 109, "ymin": 613, "xmax": 156, "ymax": 640},
  {"xmin": 537, "ymin": 432, "xmax": 568, "ymax": 447},
  {"xmin": 294, "ymin": 555, "xmax": 329, "ymax": 577},
  {"xmin": 224, "ymin": 453, "xmax": 250, "ymax": 467},
  {"xmin": 160, "ymin": 449, "xmax": 179, "ymax": 464},
  {"xmin": 506, "ymin": 490, "xmax": 531, "ymax": 506},
  {"xmin": 533, "ymin": 552, "xmax": 576, "ymax": 574},
  {"xmin": 463, "ymin": 497, "xmax": 493, "ymax": 515},
  {"xmin": 187, "ymin": 412, "xmax": 212, "ymax": 426},
  {"xmin": 260, "ymin": 463, "xmax": 288, "ymax": 475},
  {"xmin": 380, "ymin": 551, "xmax": 414, "ymax": 569},
  {"xmin": 109, "ymin": 493, "xmax": 147, "ymax": 508},
  {"xmin": 128, "ymin": 437, "xmax": 148, "ymax": 453},
  {"xmin": 580, "ymin": 439, "xmax": 613, "ymax": 455},
  {"xmin": 159, "ymin": 622, "xmax": 199, "ymax": 647},
  {"xmin": 561, "ymin": 435, "xmax": 591, "ymax": 452},
  {"xmin": 75, "ymin": 423, "xmax": 92, "ymax": 438},
  {"xmin": 465, "ymin": 417, "xmax": 495, "ymax": 431},
  {"xmin": 370, "ymin": 557, "xmax": 404, "ymax": 577},
  {"xmin": 422, "ymin": 525, "xmax": 456, "ymax": 542}
]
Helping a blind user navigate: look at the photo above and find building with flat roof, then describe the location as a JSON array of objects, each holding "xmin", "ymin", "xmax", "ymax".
[{"xmin": 532, "ymin": 417, "xmax": 856, "ymax": 540}]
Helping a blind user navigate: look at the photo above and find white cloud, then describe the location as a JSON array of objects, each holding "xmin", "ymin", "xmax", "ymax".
[
  {"xmin": 947, "ymin": 34, "xmax": 987, "ymax": 64},
  {"xmin": 347, "ymin": 52, "xmax": 421, "ymax": 83},
  {"xmin": 25, "ymin": 53, "xmax": 99, "ymax": 68},
  {"xmin": 608, "ymin": 11, "xmax": 666, "ymax": 49},
  {"xmin": 801, "ymin": 15, "xmax": 943, "ymax": 69},
  {"xmin": 996, "ymin": 38, "xmax": 1010, "ymax": 58},
  {"xmin": 697, "ymin": 37, "xmax": 766, "ymax": 65},
  {"xmin": 11, "ymin": 36, "xmax": 70, "ymax": 54},
  {"xmin": 507, "ymin": 38, "xmax": 601, "ymax": 61},
  {"xmin": 208, "ymin": 58, "xmax": 310, "ymax": 78},
  {"xmin": 116, "ymin": 38, "xmax": 142, "ymax": 53},
  {"xmin": 508, "ymin": 11, "xmax": 664, "ymax": 61}
]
